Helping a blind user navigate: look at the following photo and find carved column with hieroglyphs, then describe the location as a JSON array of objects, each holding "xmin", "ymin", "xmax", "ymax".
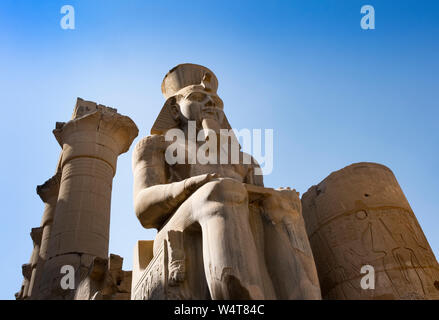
[{"xmin": 302, "ymin": 162, "xmax": 439, "ymax": 299}]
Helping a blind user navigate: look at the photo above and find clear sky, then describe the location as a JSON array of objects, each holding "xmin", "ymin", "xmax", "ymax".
[{"xmin": 0, "ymin": 0, "xmax": 438, "ymax": 299}]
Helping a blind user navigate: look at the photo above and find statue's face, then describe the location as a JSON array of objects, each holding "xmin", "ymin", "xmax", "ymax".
[{"xmin": 175, "ymin": 89, "xmax": 225, "ymax": 128}]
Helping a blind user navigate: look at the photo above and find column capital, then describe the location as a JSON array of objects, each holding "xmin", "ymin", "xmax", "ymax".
[
  {"xmin": 71, "ymin": 97, "xmax": 118, "ymax": 120},
  {"xmin": 30, "ymin": 227, "xmax": 43, "ymax": 246},
  {"xmin": 53, "ymin": 100, "xmax": 138, "ymax": 173},
  {"xmin": 36, "ymin": 172, "xmax": 61, "ymax": 203},
  {"xmin": 22, "ymin": 263, "xmax": 31, "ymax": 279}
]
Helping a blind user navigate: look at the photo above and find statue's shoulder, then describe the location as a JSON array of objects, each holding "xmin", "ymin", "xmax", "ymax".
[
  {"xmin": 135, "ymin": 134, "xmax": 167, "ymax": 149},
  {"xmin": 240, "ymin": 151, "xmax": 264, "ymax": 186},
  {"xmin": 133, "ymin": 134, "xmax": 168, "ymax": 163}
]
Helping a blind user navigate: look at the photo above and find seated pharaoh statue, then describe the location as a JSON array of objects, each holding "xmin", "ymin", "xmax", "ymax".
[{"xmin": 131, "ymin": 64, "xmax": 321, "ymax": 300}]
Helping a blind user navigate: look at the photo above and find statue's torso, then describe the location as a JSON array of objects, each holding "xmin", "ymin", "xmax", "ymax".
[
  {"xmin": 140, "ymin": 135, "xmax": 260, "ymax": 187},
  {"xmin": 166, "ymin": 140, "xmax": 249, "ymax": 182},
  {"xmin": 168, "ymin": 162, "xmax": 247, "ymax": 183}
]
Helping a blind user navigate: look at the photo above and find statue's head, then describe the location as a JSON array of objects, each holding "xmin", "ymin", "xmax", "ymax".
[{"xmin": 151, "ymin": 64, "xmax": 231, "ymax": 135}]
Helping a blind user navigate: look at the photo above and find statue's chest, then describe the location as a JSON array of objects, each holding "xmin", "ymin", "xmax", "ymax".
[
  {"xmin": 166, "ymin": 141, "xmax": 248, "ymax": 182},
  {"xmin": 168, "ymin": 163, "xmax": 246, "ymax": 183}
]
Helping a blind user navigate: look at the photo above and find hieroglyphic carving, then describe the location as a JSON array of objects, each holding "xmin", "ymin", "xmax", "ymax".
[
  {"xmin": 133, "ymin": 240, "xmax": 167, "ymax": 300},
  {"xmin": 302, "ymin": 162, "xmax": 439, "ymax": 300},
  {"xmin": 133, "ymin": 231, "xmax": 190, "ymax": 300},
  {"xmin": 167, "ymin": 230, "xmax": 186, "ymax": 286}
]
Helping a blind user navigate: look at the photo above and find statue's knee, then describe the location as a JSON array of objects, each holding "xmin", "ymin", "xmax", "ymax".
[
  {"xmin": 204, "ymin": 178, "xmax": 247, "ymax": 205},
  {"xmin": 192, "ymin": 179, "xmax": 248, "ymax": 222}
]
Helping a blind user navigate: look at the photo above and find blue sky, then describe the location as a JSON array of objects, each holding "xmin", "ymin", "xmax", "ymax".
[{"xmin": 0, "ymin": 0, "xmax": 438, "ymax": 299}]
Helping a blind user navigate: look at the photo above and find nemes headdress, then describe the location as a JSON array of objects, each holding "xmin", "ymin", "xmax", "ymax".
[{"xmin": 151, "ymin": 63, "xmax": 232, "ymax": 135}]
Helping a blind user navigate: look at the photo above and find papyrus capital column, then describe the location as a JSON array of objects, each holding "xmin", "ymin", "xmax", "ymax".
[
  {"xmin": 37, "ymin": 98, "xmax": 138, "ymax": 300},
  {"xmin": 48, "ymin": 102, "xmax": 138, "ymax": 259}
]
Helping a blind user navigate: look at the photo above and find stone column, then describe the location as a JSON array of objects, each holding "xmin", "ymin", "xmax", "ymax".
[
  {"xmin": 25, "ymin": 173, "xmax": 62, "ymax": 299},
  {"xmin": 37, "ymin": 173, "xmax": 61, "ymax": 265},
  {"xmin": 302, "ymin": 162, "xmax": 439, "ymax": 299},
  {"xmin": 16, "ymin": 171, "xmax": 61, "ymax": 300},
  {"xmin": 15, "ymin": 264, "xmax": 32, "ymax": 299},
  {"xmin": 27, "ymin": 227, "xmax": 44, "ymax": 298},
  {"xmin": 39, "ymin": 99, "xmax": 138, "ymax": 299}
]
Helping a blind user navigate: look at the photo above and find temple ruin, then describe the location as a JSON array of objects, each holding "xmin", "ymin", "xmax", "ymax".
[{"xmin": 16, "ymin": 64, "xmax": 439, "ymax": 300}]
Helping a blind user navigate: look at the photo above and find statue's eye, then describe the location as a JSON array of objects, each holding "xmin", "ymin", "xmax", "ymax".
[{"xmin": 187, "ymin": 92, "xmax": 206, "ymax": 102}]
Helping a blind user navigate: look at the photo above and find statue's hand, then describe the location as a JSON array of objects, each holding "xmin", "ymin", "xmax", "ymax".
[{"xmin": 183, "ymin": 173, "xmax": 219, "ymax": 193}]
